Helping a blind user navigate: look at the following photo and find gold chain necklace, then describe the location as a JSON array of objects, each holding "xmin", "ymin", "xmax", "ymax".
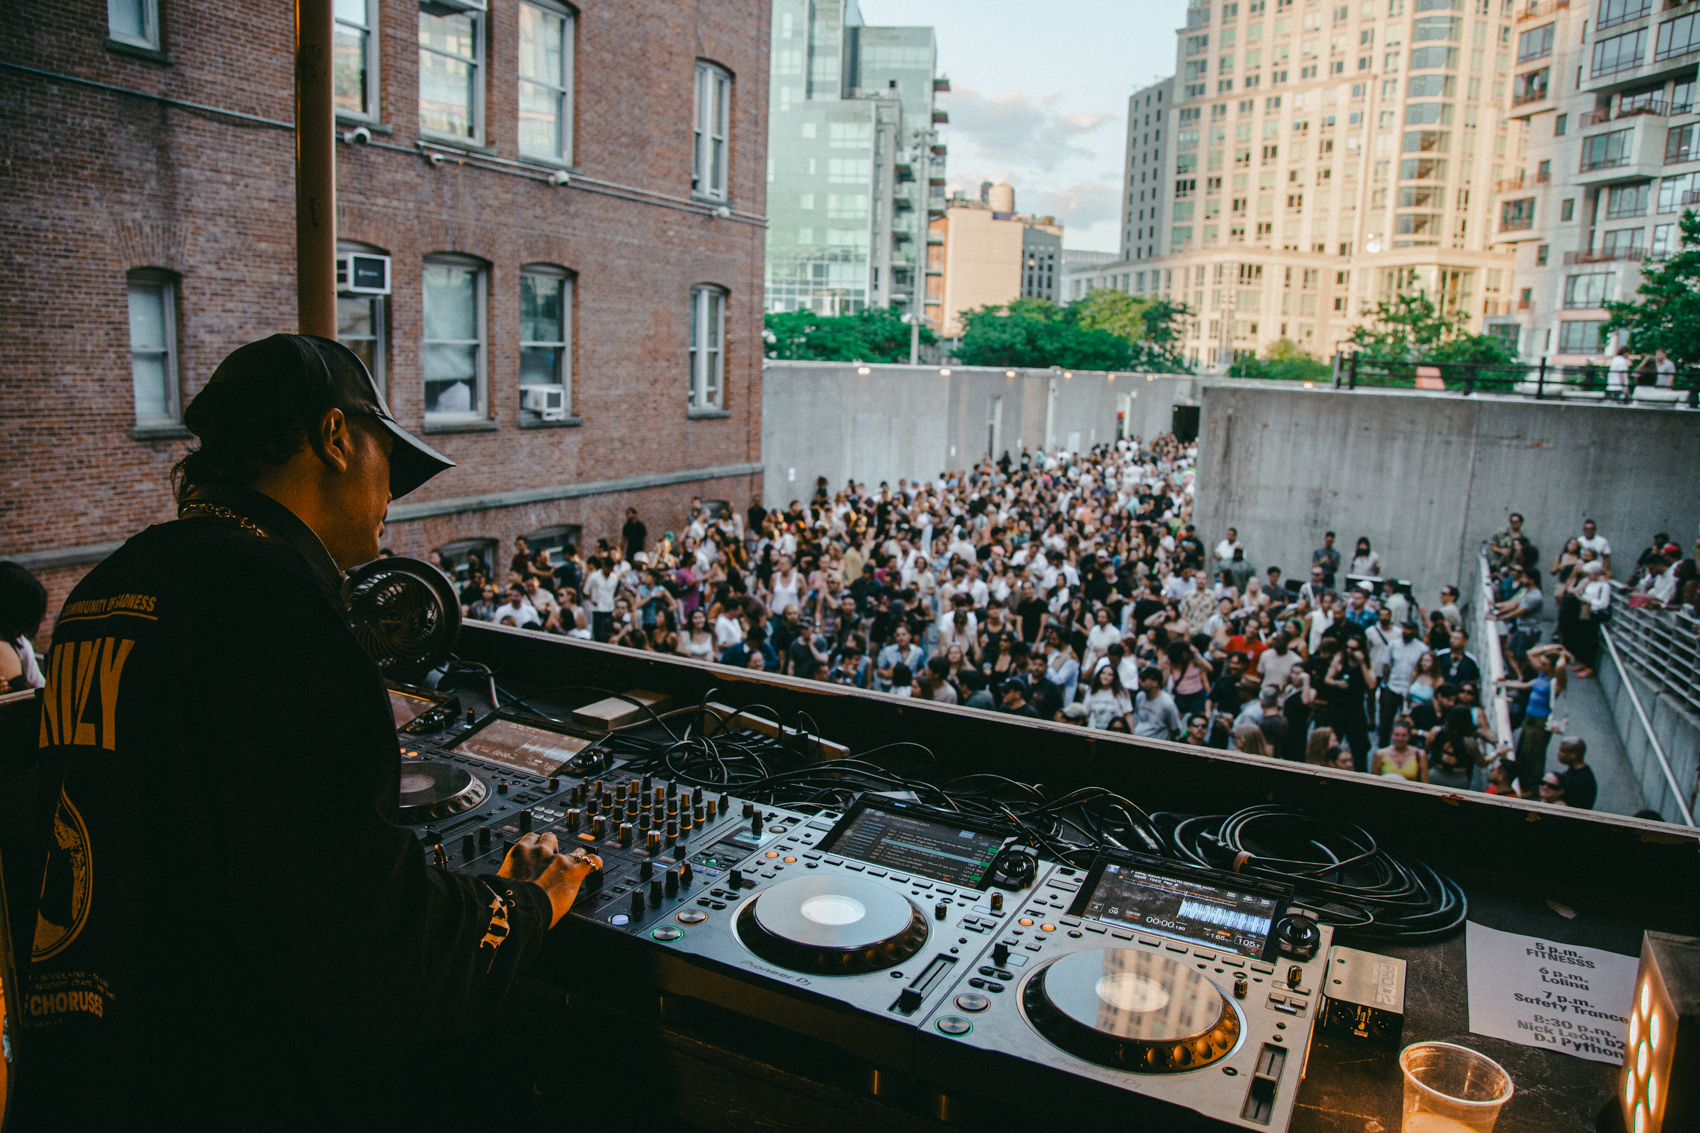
[{"xmin": 177, "ymin": 502, "xmax": 270, "ymax": 540}]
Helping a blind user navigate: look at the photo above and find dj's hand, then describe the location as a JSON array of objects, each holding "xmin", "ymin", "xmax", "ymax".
[{"xmin": 499, "ymin": 833, "xmax": 602, "ymax": 928}]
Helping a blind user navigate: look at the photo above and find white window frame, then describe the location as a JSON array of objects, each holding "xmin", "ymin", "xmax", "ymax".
[
  {"xmin": 519, "ymin": 265, "xmax": 572, "ymax": 421},
  {"xmin": 336, "ymin": 240, "xmax": 388, "ymax": 399},
  {"xmin": 688, "ymin": 285, "xmax": 727, "ymax": 413},
  {"xmin": 107, "ymin": 0, "xmax": 161, "ymax": 51},
  {"xmin": 422, "ymin": 254, "xmax": 488, "ymax": 423},
  {"xmin": 126, "ymin": 271, "xmax": 180, "ymax": 428},
  {"xmin": 334, "ymin": 0, "xmax": 381, "ymax": 122},
  {"xmin": 692, "ymin": 61, "xmax": 732, "ymax": 202},
  {"xmin": 518, "ymin": 1, "xmax": 575, "ymax": 163},
  {"xmin": 418, "ymin": 2, "xmax": 485, "ymax": 144}
]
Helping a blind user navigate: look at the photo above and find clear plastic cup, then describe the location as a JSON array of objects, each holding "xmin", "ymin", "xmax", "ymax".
[{"xmin": 1399, "ymin": 1041, "xmax": 1515, "ymax": 1133}]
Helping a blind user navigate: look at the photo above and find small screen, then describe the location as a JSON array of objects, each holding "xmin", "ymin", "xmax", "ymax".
[
  {"xmin": 822, "ymin": 806, "xmax": 1004, "ymax": 889},
  {"xmin": 1083, "ymin": 863, "xmax": 1278, "ymax": 958},
  {"xmin": 452, "ymin": 719, "xmax": 590, "ymax": 777},
  {"xmin": 389, "ymin": 690, "xmax": 435, "ymax": 728}
]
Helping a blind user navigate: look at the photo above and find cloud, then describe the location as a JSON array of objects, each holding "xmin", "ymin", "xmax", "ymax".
[
  {"xmin": 1033, "ymin": 182, "xmax": 1120, "ymax": 230},
  {"xmin": 947, "ymin": 87, "xmax": 1114, "ymax": 170}
]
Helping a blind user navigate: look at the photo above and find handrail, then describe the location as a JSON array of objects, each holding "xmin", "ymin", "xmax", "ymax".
[
  {"xmin": 1600, "ymin": 624, "xmax": 1696, "ymax": 825},
  {"xmin": 1477, "ymin": 550, "xmax": 1515, "ymax": 748}
]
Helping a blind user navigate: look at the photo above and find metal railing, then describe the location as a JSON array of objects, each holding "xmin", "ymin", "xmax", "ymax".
[
  {"xmin": 1337, "ymin": 355, "xmax": 1700, "ymax": 405},
  {"xmin": 1599, "ymin": 611, "xmax": 1698, "ymax": 826},
  {"xmin": 1563, "ymin": 247, "xmax": 1645, "ymax": 263},
  {"xmin": 1476, "ymin": 551, "xmax": 1515, "ymax": 749},
  {"xmin": 1603, "ymin": 590, "xmax": 1700, "ymax": 717}
]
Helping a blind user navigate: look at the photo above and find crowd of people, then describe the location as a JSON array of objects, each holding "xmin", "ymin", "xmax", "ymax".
[{"xmin": 443, "ymin": 437, "xmax": 1688, "ymax": 812}]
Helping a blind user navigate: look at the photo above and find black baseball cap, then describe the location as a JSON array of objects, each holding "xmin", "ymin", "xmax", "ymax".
[{"xmin": 187, "ymin": 334, "xmax": 453, "ymax": 498}]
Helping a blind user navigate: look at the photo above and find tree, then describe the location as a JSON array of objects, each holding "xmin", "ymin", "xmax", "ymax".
[
  {"xmin": 955, "ymin": 293, "xmax": 1192, "ymax": 373},
  {"xmin": 1073, "ymin": 289, "xmax": 1150, "ymax": 341},
  {"xmin": 1604, "ymin": 208, "xmax": 1700, "ymax": 363},
  {"xmin": 763, "ymin": 307, "xmax": 936, "ymax": 362},
  {"xmin": 1346, "ymin": 291, "xmax": 1514, "ymax": 365},
  {"xmin": 1228, "ymin": 337, "xmax": 1331, "ymax": 381}
]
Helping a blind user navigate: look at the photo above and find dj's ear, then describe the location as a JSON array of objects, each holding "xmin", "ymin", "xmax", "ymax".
[{"xmin": 313, "ymin": 407, "xmax": 356, "ymax": 474}]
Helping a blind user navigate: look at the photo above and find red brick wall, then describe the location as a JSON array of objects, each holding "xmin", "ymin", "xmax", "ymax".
[{"xmin": 1, "ymin": 0, "xmax": 768, "ymax": 623}]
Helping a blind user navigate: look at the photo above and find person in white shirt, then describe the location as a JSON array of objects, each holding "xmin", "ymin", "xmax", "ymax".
[
  {"xmin": 583, "ymin": 559, "xmax": 619, "ymax": 641},
  {"xmin": 1214, "ymin": 527, "xmax": 1243, "ymax": 569},
  {"xmin": 492, "ymin": 585, "xmax": 542, "ymax": 629},
  {"xmin": 1257, "ymin": 633, "xmax": 1301, "ymax": 691},
  {"xmin": 1083, "ymin": 606, "xmax": 1123, "ymax": 671},
  {"xmin": 769, "ymin": 555, "xmax": 802, "ymax": 616},
  {"xmin": 1607, "ymin": 345, "xmax": 1632, "ymax": 401},
  {"xmin": 1306, "ymin": 592, "xmax": 1337, "ymax": 653},
  {"xmin": 1349, "ymin": 537, "xmax": 1381, "ymax": 578},
  {"xmin": 714, "ymin": 602, "xmax": 747, "ymax": 649},
  {"xmin": 1379, "ymin": 621, "xmax": 1430, "ymax": 744},
  {"xmin": 1655, "ymin": 347, "xmax": 1677, "ymax": 388},
  {"xmin": 1163, "ymin": 566, "xmax": 1198, "ymax": 601},
  {"xmin": 1578, "ymin": 519, "xmax": 1612, "ymax": 575}
]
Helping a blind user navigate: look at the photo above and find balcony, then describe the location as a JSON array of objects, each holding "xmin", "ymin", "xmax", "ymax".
[
  {"xmin": 1514, "ymin": 0, "xmax": 1569, "ymax": 21},
  {"xmin": 1581, "ymin": 109, "xmax": 1615, "ymax": 126},
  {"xmin": 1575, "ymin": 122, "xmax": 1666, "ymax": 184},
  {"xmin": 933, "ymin": 77, "xmax": 951, "ymax": 92},
  {"xmin": 931, "ymin": 110, "xmax": 948, "ymax": 124},
  {"xmin": 1512, "ymin": 87, "xmax": 1550, "ymax": 108},
  {"xmin": 1563, "ymin": 247, "xmax": 1646, "ymax": 263},
  {"xmin": 1683, "ymin": 189, "xmax": 1700, "ymax": 204},
  {"xmin": 1618, "ymin": 98, "xmax": 1670, "ymax": 119},
  {"xmin": 1500, "ymin": 216, "xmax": 1536, "ymax": 231},
  {"xmin": 1495, "ymin": 174, "xmax": 1531, "ymax": 192}
]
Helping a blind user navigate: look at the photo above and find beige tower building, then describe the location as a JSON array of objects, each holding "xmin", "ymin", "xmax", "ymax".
[
  {"xmin": 1077, "ymin": 0, "xmax": 1522, "ymax": 369},
  {"xmin": 928, "ymin": 182, "xmax": 1064, "ymax": 339}
]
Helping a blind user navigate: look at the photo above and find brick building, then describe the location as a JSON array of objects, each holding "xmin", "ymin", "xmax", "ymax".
[{"xmin": 1, "ymin": 0, "xmax": 768, "ymax": 616}]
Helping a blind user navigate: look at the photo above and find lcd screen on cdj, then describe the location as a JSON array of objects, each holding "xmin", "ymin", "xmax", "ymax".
[
  {"xmin": 1083, "ymin": 863, "xmax": 1278, "ymax": 958},
  {"xmin": 822, "ymin": 808, "xmax": 1003, "ymax": 888},
  {"xmin": 451, "ymin": 719, "xmax": 590, "ymax": 777},
  {"xmin": 389, "ymin": 690, "xmax": 435, "ymax": 728}
]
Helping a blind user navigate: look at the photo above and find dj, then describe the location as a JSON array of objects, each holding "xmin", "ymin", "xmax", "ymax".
[{"xmin": 16, "ymin": 336, "xmax": 601, "ymax": 1130}]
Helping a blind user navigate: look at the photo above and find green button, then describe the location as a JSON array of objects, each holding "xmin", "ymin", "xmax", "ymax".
[
  {"xmin": 935, "ymin": 1015, "xmax": 972, "ymax": 1036},
  {"xmin": 651, "ymin": 925, "xmax": 683, "ymax": 942}
]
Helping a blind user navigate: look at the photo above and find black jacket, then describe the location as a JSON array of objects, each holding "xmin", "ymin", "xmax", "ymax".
[{"xmin": 14, "ymin": 487, "xmax": 552, "ymax": 1131}]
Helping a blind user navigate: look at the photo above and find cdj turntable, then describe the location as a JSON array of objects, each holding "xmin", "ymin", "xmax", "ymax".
[
  {"xmin": 633, "ymin": 795, "xmax": 1063, "ymax": 1068},
  {"xmin": 914, "ymin": 851, "xmax": 1333, "ymax": 1131}
]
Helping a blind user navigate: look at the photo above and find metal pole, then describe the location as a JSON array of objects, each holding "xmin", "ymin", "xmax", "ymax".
[
  {"xmin": 1349, "ymin": 352, "xmax": 1359, "ymax": 389},
  {"xmin": 1600, "ymin": 626, "xmax": 1696, "ymax": 826},
  {"xmin": 910, "ymin": 315, "xmax": 920, "ymax": 366},
  {"xmin": 296, "ymin": 0, "xmax": 337, "ymax": 338},
  {"xmin": 1536, "ymin": 356, "xmax": 1546, "ymax": 399}
]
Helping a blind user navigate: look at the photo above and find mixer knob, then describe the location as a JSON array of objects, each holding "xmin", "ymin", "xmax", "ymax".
[
  {"xmin": 639, "ymin": 859, "xmax": 653, "ymax": 881},
  {"xmin": 742, "ymin": 801, "xmax": 756, "ymax": 818},
  {"xmin": 625, "ymin": 798, "xmax": 639, "ymax": 820},
  {"xmin": 678, "ymin": 862, "xmax": 693, "ymax": 887},
  {"xmin": 565, "ymin": 808, "xmax": 582, "ymax": 830},
  {"xmin": 1234, "ymin": 974, "xmax": 1249, "ymax": 999},
  {"xmin": 666, "ymin": 819, "xmax": 679, "ymax": 839},
  {"xmin": 641, "ymin": 773, "xmax": 653, "ymax": 794},
  {"xmin": 691, "ymin": 787, "xmax": 704, "ymax": 806},
  {"xmin": 638, "ymin": 812, "xmax": 652, "ymax": 832},
  {"xmin": 935, "ymin": 901, "xmax": 949, "ymax": 921},
  {"xmin": 991, "ymin": 943, "xmax": 1010, "ymax": 967},
  {"xmin": 664, "ymin": 870, "xmax": 679, "ymax": 896},
  {"xmin": 667, "ymin": 797, "xmax": 680, "ymax": 817},
  {"xmin": 680, "ymin": 811, "xmax": 694, "ymax": 833},
  {"xmin": 1288, "ymin": 965, "xmax": 1304, "ymax": 989},
  {"xmin": 647, "ymin": 830, "xmax": 663, "ymax": 854},
  {"xmin": 615, "ymin": 782, "xmax": 628, "ymax": 802},
  {"xmin": 431, "ymin": 843, "xmax": 447, "ymax": 868},
  {"xmin": 477, "ymin": 825, "xmax": 490, "ymax": 848},
  {"xmin": 989, "ymin": 892, "xmax": 1004, "ymax": 912},
  {"xmin": 592, "ymin": 815, "xmax": 607, "ymax": 838},
  {"xmin": 897, "ymin": 988, "xmax": 924, "ymax": 1013},
  {"xmin": 461, "ymin": 834, "xmax": 475, "ymax": 859},
  {"xmin": 519, "ymin": 810, "xmax": 533, "ymax": 834},
  {"xmin": 649, "ymin": 878, "xmax": 663, "ymax": 905},
  {"xmin": 631, "ymin": 891, "xmax": 645, "ymax": 918},
  {"xmin": 751, "ymin": 812, "xmax": 764, "ymax": 837},
  {"xmin": 705, "ymin": 798, "xmax": 718, "ymax": 819},
  {"xmin": 547, "ymin": 776, "xmax": 560, "ymax": 793},
  {"xmin": 583, "ymin": 866, "xmax": 602, "ymax": 891},
  {"xmin": 618, "ymin": 823, "xmax": 633, "ymax": 847},
  {"xmin": 653, "ymin": 786, "xmax": 666, "ymax": 806},
  {"xmin": 693, "ymin": 803, "xmax": 706, "ymax": 823},
  {"xmin": 586, "ymin": 797, "xmax": 600, "ymax": 817},
  {"xmin": 671, "ymin": 838, "xmax": 685, "ymax": 859},
  {"xmin": 728, "ymin": 868, "xmax": 744, "ymax": 889},
  {"xmin": 592, "ymin": 779, "xmax": 604, "ymax": 798},
  {"xmin": 424, "ymin": 827, "xmax": 441, "ymax": 846},
  {"xmin": 497, "ymin": 781, "xmax": 508, "ymax": 796}
]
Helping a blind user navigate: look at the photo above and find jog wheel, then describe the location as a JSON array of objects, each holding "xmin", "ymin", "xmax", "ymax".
[
  {"xmin": 398, "ymin": 760, "xmax": 489, "ymax": 822},
  {"xmin": 735, "ymin": 874, "xmax": 929, "ymax": 975},
  {"xmin": 1023, "ymin": 949, "xmax": 1241, "ymax": 1073}
]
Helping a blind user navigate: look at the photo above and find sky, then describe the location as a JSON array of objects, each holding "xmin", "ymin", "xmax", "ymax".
[{"xmin": 859, "ymin": 0, "xmax": 1189, "ymax": 252}]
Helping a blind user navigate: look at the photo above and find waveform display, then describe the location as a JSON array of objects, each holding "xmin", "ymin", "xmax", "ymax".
[{"xmin": 1177, "ymin": 897, "xmax": 1271, "ymax": 935}]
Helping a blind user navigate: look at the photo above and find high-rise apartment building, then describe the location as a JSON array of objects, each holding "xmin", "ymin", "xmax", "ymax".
[
  {"xmin": 765, "ymin": 0, "xmax": 947, "ymax": 316},
  {"xmin": 1490, "ymin": 0, "xmax": 1700, "ymax": 361},
  {"xmin": 931, "ymin": 184, "xmax": 1065, "ymax": 338},
  {"xmin": 1120, "ymin": 79, "xmax": 1178, "ymax": 261},
  {"xmin": 1100, "ymin": 0, "xmax": 1523, "ymax": 368}
]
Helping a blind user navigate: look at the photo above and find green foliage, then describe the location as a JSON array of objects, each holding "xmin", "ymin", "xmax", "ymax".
[
  {"xmin": 1346, "ymin": 291, "xmax": 1514, "ymax": 365},
  {"xmin": 1604, "ymin": 209, "xmax": 1700, "ymax": 364},
  {"xmin": 954, "ymin": 293, "xmax": 1191, "ymax": 373},
  {"xmin": 763, "ymin": 307, "xmax": 936, "ymax": 362},
  {"xmin": 1227, "ymin": 338, "xmax": 1331, "ymax": 381}
]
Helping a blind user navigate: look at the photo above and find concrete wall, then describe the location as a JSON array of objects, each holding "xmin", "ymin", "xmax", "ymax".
[
  {"xmin": 1193, "ymin": 380, "xmax": 1700, "ymax": 602},
  {"xmin": 1597, "ymin": 642, "xmax": 1700, "ymax": 826},
  {"xmin": 759, "ymin": 361, "xmax": 1199, "ymax": 506}
]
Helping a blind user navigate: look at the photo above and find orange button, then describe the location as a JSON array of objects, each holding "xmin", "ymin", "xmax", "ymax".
[
  {"xmin": 577, "ymin": 833, "xmax": 596, "ymax": 842},
  {"xmin": 1018, "ymin": 917, "xmax": 1034, "ymax": 926},
  {"xmin": 1040, "ymin": 923, "xmax": 1056, "ymax": 932},
  {"xmin": 765, "ymin": 851, "xmax": 779, "ymax": 859},
  {"xmin": 783, "ymin": 856, "xmax": 797, "ymax": 863}
]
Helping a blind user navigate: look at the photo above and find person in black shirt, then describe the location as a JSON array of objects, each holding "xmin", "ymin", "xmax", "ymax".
[
  {"xmin": 620, "ymin": 506, "xmax": 648, "ymax": 562},
  {"xmin": 16, "ymin": 336, "xmax": 600, "ymax": 1132},
  {"xmin": 999, "ymin": 678, "xmax": 1042, "ymax": 718},
  {"xmin": 1014, "ymin": 579, "xmax": 1049, "ymax": 644},
  {"xmin": 1556, "ymin": 736, "xmax": 1598, "ymax": 810},
  {"xmin": 747, "ymin": 493, "xmax": 768, "ymax": 535},
  {"xmin": 1207, "ymin": 651, "xmax": 1253, "ymax": 719}
]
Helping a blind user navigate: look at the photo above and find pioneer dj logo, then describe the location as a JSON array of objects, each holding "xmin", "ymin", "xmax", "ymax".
[
  {"xmin": 741, "ymin": 959, "xmax": 810, "ymax": 986},
  {"xmin": 37, "ymin": 638, "xmax": 136, "ymax": 751}
]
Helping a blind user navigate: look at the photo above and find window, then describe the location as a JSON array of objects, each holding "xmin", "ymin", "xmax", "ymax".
[
  {"xmin": 1597, "ymin": 0, "xmax": 1651, "ymax": 31},
  {"xmin": 1500, "ymin": 197, "xmax": 1536, "ymax": 230},
  {"xmin": 1555, "ymin": 113, "xmax": 1568, "ymax": 136},
  {"xmin": 422, "ymin": 256, "xmax": 486, "ymax": 421},
  {"xmin": 1414, "ymin": 15, "xmax": 1461, "ymax": 41},
  {"xmin": 1658, "ymin": 170, "xmax": 1700, "ymax": 210},
  {"xmin": 693, "ymin": 61, "xmax": 731, "ymax": 201},
  {"xmin": 518, "ymin": 2, "xmax": 574, "ymax": 162},
  {"xmin": 1396, "ymin": 212, "xmax": 1445, "ymax": 233},
  {"xmin": 1410, "ymin": 46, "xmax": 1460, "ymax": 69},
  {"xmin": 1405, "ymin": 102, "xmax": 1454, "ymax": 124},
  {"xmin": 126, "ymin": 271, "xmax": 178, "ymax": 426},
  {"xmin": 1564, "ymin": 273, "xmax": 1612, "ymax": 307},
  {"xmin": 520, "ymin": 267, "xmax": 571, "ymax": 422},
  {"xmin": 1592, "ymin": 29, "xmax": 1647, "ymax": 77},
  {"xmin": 1602, "ymin": 226, "xmax": 1646, "ymax": 256},
  {"xmin": 1582, "ymin": 128, "xmax": 1634, "ymax": 170},
  {"xmin": 1512, "ymin": 68, "xmax": 1549, "ymax": 105},
  {"xmin": 1399, "ymin": 157, "xmax": 1448, "ymax": 179},
  {"xmin": 1558, "ymin": 319, "xmax": 1605, "ymax": 352},
  {"xmin": 1536, "ymin": 244, "xmax": 1549, "ymax": 264},
  {"xmin": 688, "ymin": 286, "xmax": 727, "ymax": 412},
  {"xmin": 1675, "ymin": 78, "xmax": 1697, "ymax": 113},
  {"xmin": 1651, "ymin": 222, "xmax": 1676, "ymax": 256},
  {"xmin": 1403, "ymin": 130, "xmax": 1451, "ymax": 152},
  {"xmin": 1655, "ymin": 13, "xmax": 1700, "ymax": 61},
  {"xmin": 1666, "ymin": 122, "xmax": 1699, "ymax": 163},
  {"xmin": 336, "ymin": 242, "xmax": 387, "ymax": 397},
  {"xmin": 1408, "ymin": 74, "xmax": 1455, "ymax": 96},
  {"xmin": 107, "ymin": 0, "xmax": 160, "ymax": 50},
  {"xmin": 1607, "ymin": 182, "xmax": 1650, "ymax": 217},
  {"xmin": 334, "ymin": 0, "xmax": 379, "ymax": 118},
  {"xmin": 1562, "ymin": 198, "xmax": 1576, "ymax": 220},
  {"xmin": 1517, "ymin": 23, "xmax": 1554, "ymax": 62},
  {"xmin": 419, "ymin": 2, "xmax": 482, "ymax": 140},
  {"xmin": 436, "ymin": 537, "xmax": 498, "ymax": 584}
]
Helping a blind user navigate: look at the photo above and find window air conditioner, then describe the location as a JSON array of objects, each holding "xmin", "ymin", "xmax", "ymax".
[
  {"xmin": 421, "ymin": 0, "xmax": 486, "ymax": 13},
  {"xmin": 335, "ymin": 252, "xmax": 391, "ymax": 296},
  {"xmin": 521, "ymin": 385, "xmax": 567, "ymax": 421}
]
